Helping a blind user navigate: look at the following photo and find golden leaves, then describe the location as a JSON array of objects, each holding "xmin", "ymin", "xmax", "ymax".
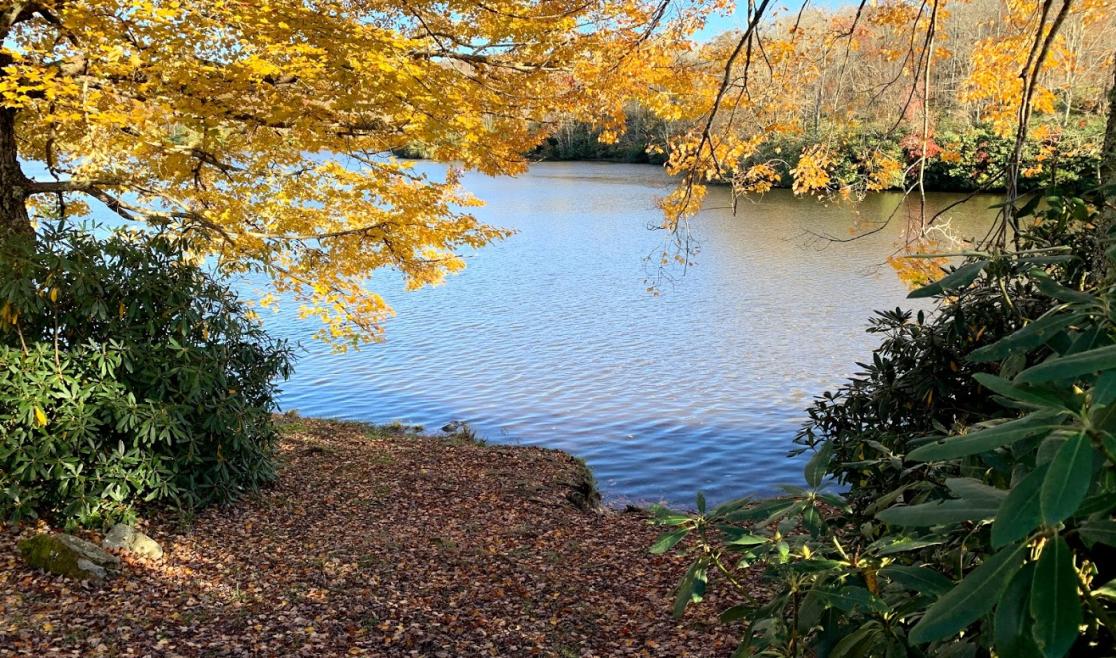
[
  {"xmin": 9, "ymin": 0, "xmax": 681, "ymax": 346},
  {"xmin": 960, "ymin": 1, "xmax": 1078, "ymax": 137},
  {"xmin": 790, "ymin": 146, "xmax": 834, "ymax": 196},
  {"xmin": 864, "ymin": 152, "xmax": 903, "ymax": 193},
  {"xmin": 734, "ymin": 163, "xmax": 781, "ymax": 195},
  {"xmin": 648, "ymin": 0, "xmax": 1110, "ymax": 288}
]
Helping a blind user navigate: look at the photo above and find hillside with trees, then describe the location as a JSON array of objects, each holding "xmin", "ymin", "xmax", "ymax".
[{"xmin": 525, "ymin": 1, "xmax": 1115, "ymax": 198}]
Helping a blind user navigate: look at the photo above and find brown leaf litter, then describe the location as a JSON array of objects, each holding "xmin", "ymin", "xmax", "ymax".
[{"xmin": 1, "ymin": 417, "xmax": 750, "ymax": 657}]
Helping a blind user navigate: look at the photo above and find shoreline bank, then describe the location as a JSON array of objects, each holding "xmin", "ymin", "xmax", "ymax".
[{"xmin": 2, "ymin": 416, "xmax": 747, "ymax": 656}]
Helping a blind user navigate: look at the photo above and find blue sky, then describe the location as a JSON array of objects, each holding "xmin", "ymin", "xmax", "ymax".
[{"xmin": 694, "ymin": 0, "xmax": 858, "ymax": 41}]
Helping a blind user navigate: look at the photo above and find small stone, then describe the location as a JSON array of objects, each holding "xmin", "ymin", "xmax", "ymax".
[
  {"xmin": 75, "ymin": 558, "xmax": 107, "ymax": 580},
  {"xmin": 103, "ymin": 523, "xmax": 163, "ymax": 560},
  {"xmin": 18, "ymin": 533, "xmax": 120, "ymax": 580},
  {"xmin": 102, "ymin": 523, "xmax": 134, "ymax": 549}
]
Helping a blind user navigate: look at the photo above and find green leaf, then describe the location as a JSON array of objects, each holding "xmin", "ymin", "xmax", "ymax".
[
  {"xmin": 696, "ymin": 491, "xmax": 706, "ymax": 514},
  {"xmin": 790, "ymin": 558, "xmax": 847, "ymax": 573},
  {"xmin": 946, "ymin": 478, "xmax": 1007, "ymax": 505},
  {"xmin": 1091, "ymin": 399, "xmax": 1116, "ymax": 439},
  {"xmin": 1075, "ymin": 492, "xmax": 1116, "ymax": 518},
  {"xmin": 725, "ymin": 533, "xmax": 768, "ymax": 546},
  {"xmin": 816, "ymin": 491, "xmax": 850, "ymax": 510},
  {"xmin": 908, "ymin": 260, "xmax": 988, "ymax": 299},
  {"xmin": 804, "ymin": 442, "xmax": 833, "ymax": 489},
  {"xmin": 1078, "ymin": 520, "xmax": 1116, "ymax": 547},
  {"xmin": 1032, "ymin": 275, "xmax": 1096, "ymax": 304},
  {"xmin": 1016, "ymin": 345, "xmax": 1116, "ymax": 385},
  {"xmin": 650, "ymin": 504, "xmax": 691, "ymax": 526},
  {"xmin": 1093, "ymin": 578, "xmax": 1116, "ymax": 600},
  {"xmin": 877, "ymin": 499, "xmax": 999, "ymax": 527},
  {"xmin": 1041, "ymin": 433, "xmax": 1094, "ymax": 526},
  {"xmin": 1014, "ymin": 192, "xmax": 1044, "ymax": 219},
  {"xmin": 1030, "ymin": 536, "xmax": 1081, "ymax": 658},
  {"xmin": 802, "ymin": 503, "xmax": 825, "ymax": 536},
  {"xmin": 817, "ymin": 586, "xmax": 889, "ymax": 614},
  {"xmin": 1001, "ymin": 351, "xmax": 1029, "ymax": 379},
  {"xmin": 880, "ymin": 565, "xmax": 953, "ymax": 596},
  {"xmin": 719, "ymin": 604, "xmax": 752, "ymax": 623},
  {"xmin": 867, "ymin": 536, "xmax": 944, "ymax": 556},
  {"xmin": 829, "ymin": 624, "xmax": 883, "ymax": 658},
  {"xmin": 1092, "ymin": 371, "xmax": 1116, "ymax": 407},
  {"xmin": 722, "ymin": 498, "xmax": 796, "ymax": 522},
  {"xmin": 650, "ymin": 528, "xmax": 689, "ymax": 555},
  {"xmin": 934, "ymin": 641, "xmax": 980, "ymax": 658},
  {"xmin": 711, "ymin": 497, "xmax": 753, "ymax": 518},
  {"xmin": 672, "ymin": 559, "xmax": 707, "ymax": 618},
  {"xmin": 995, "ymin": 564, "xmax": 1042, "ymax": 658},
  {"xmin": 907, "ymin": 411, "xmax": 1062, "ymax": 462},
  {"xmin": 972, "ymin": 373, "xmax": 1067, "ymax": 410},
  {"xmin": 968, "ymin": 313, "xmax": 1081, "ymax": 363},
  {"xmin": 992, "ymin": 464, "xmax": 1049, "ymax": 548},
  {"xmin": 908, "ymin": 542, "xmax": 1027, "ymax": 644}
]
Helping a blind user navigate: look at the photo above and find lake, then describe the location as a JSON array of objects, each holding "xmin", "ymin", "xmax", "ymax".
[{"xmin": 263, "ymin": 162, "xmax": 995, "ymax": 506}]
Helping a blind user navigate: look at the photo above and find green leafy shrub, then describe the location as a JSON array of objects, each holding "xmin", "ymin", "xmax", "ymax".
[
  {"xmin": 794, "ymin": 194, "xmax": 1101, "ymax": 516},
  {"xmin": 653, "ymin": 187, "xmax": 1116, "ymax": 657},
  {"xmin": 0, "ymin": 223, "xmax": 292, "ymax": 526},
  {"xmin": 918, "ymin": 120, "xmax": 1106, "ymax": 195}
]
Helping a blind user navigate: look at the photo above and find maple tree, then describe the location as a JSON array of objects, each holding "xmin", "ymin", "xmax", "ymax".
[{"xmin": 0, "ymin": 0, "xmax": 702, "ymax": 345}]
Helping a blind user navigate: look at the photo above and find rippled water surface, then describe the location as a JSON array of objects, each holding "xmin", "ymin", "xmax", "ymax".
[{"xmin": 265, "ymin": 162, "xmax": 995, "ymax": 505}]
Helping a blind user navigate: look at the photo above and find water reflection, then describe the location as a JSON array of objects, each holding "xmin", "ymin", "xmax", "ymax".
[{"xmin": 265, "ymin": 162, "xmax": 997, "ymax": 506}]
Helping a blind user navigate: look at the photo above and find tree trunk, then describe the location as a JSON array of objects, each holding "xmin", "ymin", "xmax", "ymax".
[
  {"xmin": 0, "ymin": 97, "xmax": 31, "ymax": 242},
  {"xmin": 1104, "ymin": 57, "xmax": 1116, "ymax": 189},
  {"xmin": 1097, "ymin": 54, "xmax": 1116, "ymax": 279}
]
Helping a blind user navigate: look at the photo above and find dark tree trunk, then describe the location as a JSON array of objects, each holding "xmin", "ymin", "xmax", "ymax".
[
  {"xmin": 1097, "ymin": 55, "xmax": 1116, "ymax": 278},
  {"xmin": 1103, "ymin": 56, "xmax": 1116, "ymax": 193},
  {"xmin": 0, "ymin": 106, "xmax": 31, "ymax": 242},
  {"xmin": 0, "ymin": 29, "xmax": 31, "ymax": 243}
]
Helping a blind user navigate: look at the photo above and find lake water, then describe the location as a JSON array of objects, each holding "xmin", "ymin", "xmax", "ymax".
[{"xmin": 264, "ymin": 162, "xmax": 995, "ymax": 506}]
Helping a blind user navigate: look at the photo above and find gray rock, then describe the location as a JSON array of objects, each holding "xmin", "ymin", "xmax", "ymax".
[
  {"xmin": 103, "ymin": 523, "xmax": 163, "ymax": 560},
  {"xmin": 75, "ymin": 558, "xmax": 107, "ymax": 580},
  {"xmin": 18, "ymin": 533, "xmax": 120, "ymax": 580}
]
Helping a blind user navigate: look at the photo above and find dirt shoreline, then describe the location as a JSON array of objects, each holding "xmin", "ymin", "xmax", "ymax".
[{"xmin": 1, "ymin": 416, "xmax": 743, "ymax": 657}]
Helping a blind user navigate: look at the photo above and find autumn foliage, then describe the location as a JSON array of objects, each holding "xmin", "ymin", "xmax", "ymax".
[
  {"xmin": 0, "ymin": 0, "xmax": 701, "ymax": 345},
  {"xmin": 2, "ymin": 1, "xmax": 1114, "ymax": 340},
  {"xmin": 657, "ymin": 0, "xmax": 1115, "ymax": 233}
]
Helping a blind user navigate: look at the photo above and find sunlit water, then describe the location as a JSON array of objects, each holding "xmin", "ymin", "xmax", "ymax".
[{"xmin": 258, "ymin": 162, "xmax": 995, "ymax": 506}]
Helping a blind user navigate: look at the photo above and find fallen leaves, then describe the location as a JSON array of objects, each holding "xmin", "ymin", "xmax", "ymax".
[{"xmin": 1, "ymin": 418, "xmax": 744, "ymax": 656}]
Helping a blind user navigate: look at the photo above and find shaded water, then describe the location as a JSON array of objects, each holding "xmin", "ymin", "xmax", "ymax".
[{"xmin": 265, "ymin": 162, "xmax": 996, "ymax": 506}]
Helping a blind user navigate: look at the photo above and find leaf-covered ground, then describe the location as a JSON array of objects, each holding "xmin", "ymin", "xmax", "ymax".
[{"xmin": 1, "ymin": 417, "xmax": 745, "ymax": 656}]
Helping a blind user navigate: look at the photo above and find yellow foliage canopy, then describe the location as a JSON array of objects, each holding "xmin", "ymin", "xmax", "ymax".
[
  {"xmin": 3, "ymin": 0, "xmax": 1110, "ymax": 336},
  {"xmin": 1, "ymin": 0, "xmax": 697, "ymax": 345}
]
